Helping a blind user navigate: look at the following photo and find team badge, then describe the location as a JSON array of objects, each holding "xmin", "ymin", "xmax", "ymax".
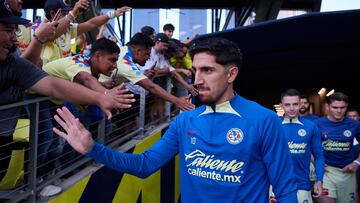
[
  {"xmin": 226, "ymin": 128, "xmax": 244, "ymax": 145},
  {"xmin": 298, "ymin": 129, "xmax": 306, "ymax": 137},
  {"xmin": 344, "ymin": 130, "xmax": 352, "ymax": 137}
]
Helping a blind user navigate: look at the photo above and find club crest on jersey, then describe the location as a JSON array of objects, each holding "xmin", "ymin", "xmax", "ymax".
[
  {"xmin": 298, "ymin": 129, "xmax": 306, "ymax": 137},
  {"xmin": 343, "ymin": 130, "xmax": 352, "ymax": 137},
  {"xmin": 226, "ymin": 128, "xmax": 244, "ymax": 145}
]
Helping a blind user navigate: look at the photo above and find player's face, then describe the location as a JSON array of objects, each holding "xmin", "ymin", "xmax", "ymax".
[
  {"xmin": 347, "ymin": 111, "xmax": 360, "ymax": 121},
  {"xmin": 299, "ymin": 98, "xmax": 310, "ymax": 114},
  {"xmin": 281, "ymin": 96, "xmax": 300, "ymax": 119},
  {"xmin": 327, "ymin": 101, "xmax": 348, "ymax": 122},
  {"xmin": 193, "ymin": 52, "xmax": 238, "ymax": 105},
  {"xmin": 95, "ymin": 52, "xmax": 118, "ymax": 76}
]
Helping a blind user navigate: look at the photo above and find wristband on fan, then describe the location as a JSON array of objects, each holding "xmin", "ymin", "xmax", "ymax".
[
  {"xmin": 107, "ymin": 11, "xmax": 115, "ymax": 19},
  {"xmin": 353, "ymin": 160, "xmax": 360, "ymax": 166},
  {"xmin": 33, "ymin": 33, "xmax": 45, "ymax": 44},
  {"xmin": 66, "ymin": 12, "xmax": 75, "ymax": 22},
  {"xmin": 65, "ymin": 14, "xmax": 73, "ymax": 22},
  {"xmin": 69, "ymin": 11, "xmax": 76, "ymax": 19}
]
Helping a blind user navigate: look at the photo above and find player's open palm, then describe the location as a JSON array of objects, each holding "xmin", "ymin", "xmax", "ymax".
[{"xmin": 53, "ymin": 107, "xmax": 94, "ymax": 154}]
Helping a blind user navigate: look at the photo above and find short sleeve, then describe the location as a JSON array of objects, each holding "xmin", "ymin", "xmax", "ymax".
[
  {"xmin": 14, "ymin": 57, "xmax": 48, "ymax": 89},
  {"xmin": 116, "ymin": 61, "xmax": 147, "ymax": 84}
]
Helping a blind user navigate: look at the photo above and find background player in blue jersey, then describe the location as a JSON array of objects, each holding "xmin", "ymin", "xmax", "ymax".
[
  {"xmin": 52, "ymin": 37, "xmax": 298, "ymax": 202},
  {"xmin": 347, "ymin": 108, "xmax": 359, "ymax": 122},
  {"xmin": 299, "ymin": 94, "xmax": 319, "ymax": 191},
  {"xmin": 280, "ymin": 89, "xmax": 324, "ymax": 203},
  {"xmin": 314, "ymin": 92, "xmax": 360, "ymax": 203},
  {"xmin": 299, "ymin": 94, "xmax": 319, "ymax": 121},
  {"xmin": 346, "ymin": 108, "xmax": 360, "ymax": 202}
]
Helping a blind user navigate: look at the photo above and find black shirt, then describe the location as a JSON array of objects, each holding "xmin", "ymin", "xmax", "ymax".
[{"xmin": 0, "ymin": 54, "xmax": 47, "ymax": 136}]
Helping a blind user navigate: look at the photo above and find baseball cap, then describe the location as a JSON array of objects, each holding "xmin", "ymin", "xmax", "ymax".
[
  {"xmin": 154, "ymin": 33, "xmax": 169, "ymax": 43},
  {"xmin": 0, "ymin": 0, "xmax": 30, "ymax": 25},
  {"xmin": 44, "ymin": 0, "xmax": 71, "ymax": 13}
]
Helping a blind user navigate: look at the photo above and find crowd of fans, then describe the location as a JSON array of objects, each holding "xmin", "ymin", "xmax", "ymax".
[{"xmin": 0, "ymin": 0, "xmax": 198, "ymax": 198}]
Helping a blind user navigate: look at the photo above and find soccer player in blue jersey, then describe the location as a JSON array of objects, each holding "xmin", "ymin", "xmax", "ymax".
[
  {"xmin": 52, "ymin": 38, "xmax": 298, "ymax": 202},
  {"xmin": 314, "ymin": 92, "xmax": 360, "ymax": 203},
  {"xmin": 299, "ymin": 94, "xmax": 319, "ymax": 198},
  {"xmin": 299, "ymin": 95, "xmax": 319, "ymax": 121},
  {"xmin": 346, "ymin": 108, "xmax": 360, "ymax": 203},
  {"xmin": 280, "ymin": 89, "xmax": 324, "ymax": 203},
  {"xmin": 347, "ymin": 108, "xmax": 360, "ymax": 122}
]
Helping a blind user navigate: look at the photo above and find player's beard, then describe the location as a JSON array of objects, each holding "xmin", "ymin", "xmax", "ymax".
[
  {"xmin": 299, "ymin": 107, "xmax": 307, "ymax": 114},
  {"xmin": 199, "ymin": 86, "xmax": 228, "ymax": 106}
]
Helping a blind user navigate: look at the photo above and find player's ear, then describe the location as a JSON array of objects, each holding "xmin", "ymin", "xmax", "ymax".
[{"xmin": 227, "ymin": 66, "xmax": 238, "ymax": 83}]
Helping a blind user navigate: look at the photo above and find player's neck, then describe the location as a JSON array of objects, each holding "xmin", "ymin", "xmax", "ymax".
[
  {"xmin": 284, "ymin": 115, "xmax": 298, "ymax": 121},
  {"xmin": 215, "ymin": 89, "xmax": 235, "ymax": 105},
  {"xmin": 327, "ymin": 115, "xmax": 344, "ymax": 122}
]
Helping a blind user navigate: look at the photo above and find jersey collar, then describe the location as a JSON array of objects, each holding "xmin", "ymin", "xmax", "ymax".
[{"xmin": 282, "ymin": 117, "xmax": 304, "ymax": 125}]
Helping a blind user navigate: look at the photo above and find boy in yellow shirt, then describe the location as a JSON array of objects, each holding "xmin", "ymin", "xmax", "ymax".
[
  {"xmin": 42, "ymin": 38, "xmax": 129, "ymax": 174},
  {"xmin": 43, "ymin": 38, "xmax": 121, "ymax": 103}
]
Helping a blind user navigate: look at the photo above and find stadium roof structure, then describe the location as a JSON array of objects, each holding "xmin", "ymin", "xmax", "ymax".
[
  {"xmin": 24, "ymin": 0, "xmax": 320, "ymax": 10},
  {"xmin": 197, "ymin": 9, "xmax": 360, "ymax": 93}
]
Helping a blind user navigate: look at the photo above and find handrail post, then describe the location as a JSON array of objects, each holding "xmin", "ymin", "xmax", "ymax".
[
  {"xmin": 165, "ymin": 77, "xmax": 171, "ymax": 122},
  {"xmin": 139, "ymin": 87, "xmax": 146, "ymax": 136},
  {"xmin": 97, "ymin": 114, "xmax": 106, "ymax": 144},
  {"xmin": 28, "ymin": 101, "xmax": 39, "ymax": 203}
]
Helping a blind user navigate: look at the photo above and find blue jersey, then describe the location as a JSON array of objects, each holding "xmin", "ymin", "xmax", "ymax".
[
  {"xmin": 87, "ymin": 95, "xmax": 297, "ymax": 202},
  {"xmin": 314, "ymin": 116, "xmax": 360, "ymax": 168},
  {"xmin": 281, "ymin": 117, "xmax": 324, "ymax": 190},
  {"xmin": 301, "ymin": 114, "xmax": 319, "ymax": 121}
]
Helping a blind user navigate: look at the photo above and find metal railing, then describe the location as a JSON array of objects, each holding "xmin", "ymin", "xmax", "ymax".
[{"xmin": 0, "ymin": 78, "xmax": 176, "ymax": 202}]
